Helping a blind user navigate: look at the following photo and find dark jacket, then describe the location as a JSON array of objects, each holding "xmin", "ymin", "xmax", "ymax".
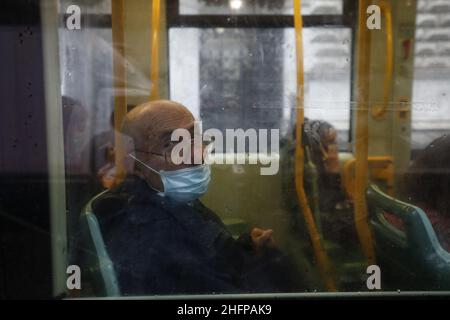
[{"xmin": 92, "ymin": 175, "xmax": 301, "ymax": 296}]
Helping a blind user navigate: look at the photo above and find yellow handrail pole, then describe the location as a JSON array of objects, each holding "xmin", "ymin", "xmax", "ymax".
[
  {"xmin": 342, "ymin": 156, "xmax": 394, "ymax": 198},
  {"xmin": 111, "ymin": 0, "xmax": 127, "ymax": 184},
  {"xmin": 355, "ymin": 0, "xmax": 376, "ymax": 265},
  {"xmin": 293, "ymin": 0, "xmax": 336, "ymax": 291},
  {"xmin": 382, "ymin": 2, "xmax": 393, "ymax": 114},
  {"xmin": 372, "ymin": 1, "xmax": 393, "ymax": 119},
  {"xmin": 150, "ymin": 0, "xmax": 161, "ymax": 100}
]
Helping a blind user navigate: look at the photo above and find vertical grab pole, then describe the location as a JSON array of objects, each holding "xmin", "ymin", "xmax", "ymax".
[
  {"xmin": 371, "ymin": 1, "xmax": 394, "ymax": 120},
  {"xmin": 111, "ymin": 0, "xmax": 127, "ymax": 184},
  {"xmin": 355, "ymin": 0, "xmax": 376, "ymax": 265},
  {"xmin": 293, "ymin": 0, "xmax": 336, "ymax": 291},
  {"xmin": 150, "ymin": 0, "xmax": 161, "ymax": 100}
]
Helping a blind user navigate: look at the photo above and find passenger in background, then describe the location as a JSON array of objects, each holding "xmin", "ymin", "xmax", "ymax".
[
  {"xmin": 81, "ymin": 111, "xmax": 116, "ymax": 193},
  {"xmin": 62, "ymin": 96, "xmax": 88, "ymax": 174},
  {"xmin": 281, "ymin": 119, "xmax": 356, "ymax": 246},
  {"xmin": 81, "ymin": 106, "xmax": 135, "ymax": 192},
  {"xmin": 303, "ymin": 119, "xmax": 350, "ymax": 213},
  {"xmin": 398, "ymin": 134, "xmax": 450, "ymax": 252},
  {"xmin": 303, "ymin": 119, "xmax": 356, "ymax": 245},
  {"xmin": 91, "ymin": 100, "xmax": 304, "ymax": 295}
]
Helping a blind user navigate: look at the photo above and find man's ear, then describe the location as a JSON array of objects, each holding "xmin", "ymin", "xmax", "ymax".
[{"xmin": 121, "ymin": 133, "xmax": 136, "ymax": 174}]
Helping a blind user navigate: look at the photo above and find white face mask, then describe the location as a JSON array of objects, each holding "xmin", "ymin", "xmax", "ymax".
[{"xmin": 129, "ymin": 154, "xmax": 211, "ymax": 203}]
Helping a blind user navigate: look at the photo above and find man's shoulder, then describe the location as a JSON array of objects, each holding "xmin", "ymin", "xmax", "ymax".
[{"xmin": 93, "ymin": 176, "xmax": 170, "ymax": 225}]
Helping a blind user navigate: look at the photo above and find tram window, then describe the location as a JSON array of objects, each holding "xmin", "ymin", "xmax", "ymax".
[
  {"xmin": 169, "ymin": 27, "xmax": 351, "ymax": 147},
  {"xmin": 169, "ymin": 28, "xmax": 290, "ymax": 135},
  {"xmin": 285, "ymin": 28, "xmax": 351, "ymax": 146},
  {"xmin": 9, "ymin": 0, "xmax": 450, "ymax": 300},
  {"xmin": 57, "ymin": 0, "xmax": 116, "ymax": 269},
  {"xmin": 412, "ymin": 0, "xmax": 450, "ymax": 150},
  {"xmin": 58, "ymin": 0, "xmax": 114, "ymax": 176},
  {"xmin": 179, "ymin": 0, "xmax": 343, "ymax": 16},
  {"xmin": 58, "ymin": 26, "xmax": 114, "ymax": 175}
]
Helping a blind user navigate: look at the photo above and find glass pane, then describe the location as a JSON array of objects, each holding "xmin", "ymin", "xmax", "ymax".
[
  {"xmin": 57, "ymin": 0, "xmax": 115, "ymax": 268},
  {"xmin": 412, "ymin": 0, "xmax": 450, "ymax": 149},
  {"xmin": 170, "ymin": 27, "xmax": 351, "ymax": 147},
  {"xmin": 6, "ymin": 0, "xmax": 450, "ymax": 299},
  {"xmin": 179, "ymin": 0, "xmax": 343, "ymax": 16}
]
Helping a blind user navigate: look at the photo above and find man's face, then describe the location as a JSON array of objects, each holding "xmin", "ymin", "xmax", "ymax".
[
  {"xmin": 140, "ymin": 121, "xmax": 199, "ymax": 172},
  {"xmin": 133, "ymin": 106, "xmax": 209, "ymax": 192}
]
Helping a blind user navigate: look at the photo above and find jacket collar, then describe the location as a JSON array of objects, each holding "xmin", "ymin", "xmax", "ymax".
[{"xmin": 119, "ymin": 175, "xmax": 224, "ymax": 251}]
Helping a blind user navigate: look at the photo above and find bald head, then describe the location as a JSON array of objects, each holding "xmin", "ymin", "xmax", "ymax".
[{"xmin": 122, "ymin": 100, "xmax": 195, "ymax": 152}]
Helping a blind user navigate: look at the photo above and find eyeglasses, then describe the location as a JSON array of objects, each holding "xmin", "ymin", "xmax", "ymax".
[{"xmin": 135, "ymin": 137, "xmax": 214, "ymax": 164}]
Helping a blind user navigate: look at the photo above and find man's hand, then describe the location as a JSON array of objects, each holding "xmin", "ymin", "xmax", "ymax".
[{"xmin": 250, "ymin": 228, "xmax": 276, "ymax": 251}]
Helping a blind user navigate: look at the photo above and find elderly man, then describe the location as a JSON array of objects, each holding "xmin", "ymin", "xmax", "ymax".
[{"xmin": 94, "ymin": 100, "xmax": 302, "ymax": 295}]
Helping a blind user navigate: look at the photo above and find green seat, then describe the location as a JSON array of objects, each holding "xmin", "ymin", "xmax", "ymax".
[
  {"xmin": 79, "ymin": 191, "xmax": 121, "ymax": 297},
  {"xmin": 366, "ymin": 184, "xmax": 450, "ymax": 290}
]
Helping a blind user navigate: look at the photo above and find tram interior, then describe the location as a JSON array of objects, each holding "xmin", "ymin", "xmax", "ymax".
[{"xmin": 1, "ymin": 0, "xmax": 450, "ymax": 298}]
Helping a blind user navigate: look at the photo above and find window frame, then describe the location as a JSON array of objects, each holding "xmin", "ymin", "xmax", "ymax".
[{"xmin": 167, "ymin": 0, "xmax": 355, "ymax": 28}]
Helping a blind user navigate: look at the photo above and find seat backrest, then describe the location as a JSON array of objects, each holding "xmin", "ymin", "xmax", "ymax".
[
  {"xmin": 366, "ymin": 184, "xmax": 450, "ymax": 290},
  {"xmin": 79, "ymin": 191, "xmax": 121, "ymax": 297}
]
